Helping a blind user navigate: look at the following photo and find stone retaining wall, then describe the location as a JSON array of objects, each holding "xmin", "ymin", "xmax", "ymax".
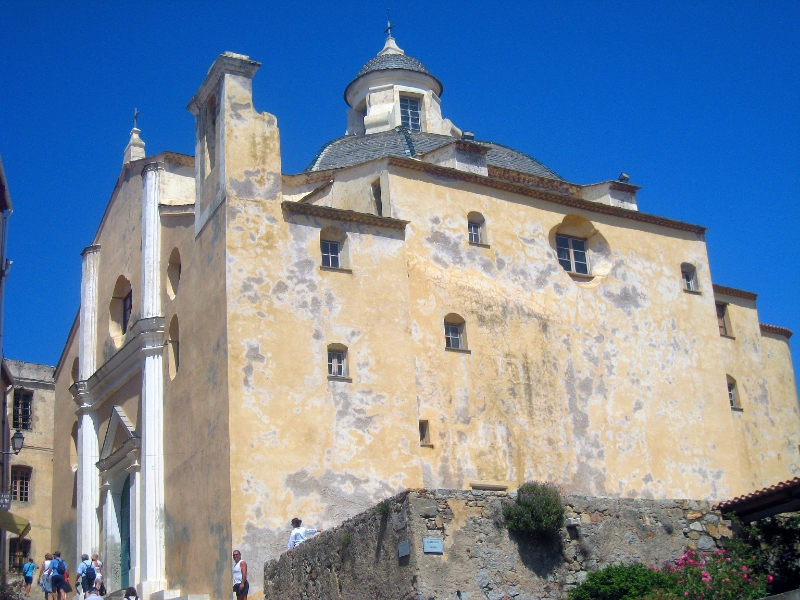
[{"xmin": 263, "ymin": 489, "xmax": 732, "ymax": 600}]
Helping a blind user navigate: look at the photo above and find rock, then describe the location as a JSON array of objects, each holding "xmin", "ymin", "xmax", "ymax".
[
  {"xmin": 576, "ymin": 571, "xmax": 589, "ymax": 583},
  {"xmin": 697, "ymin": 535, "xmax": 715, "ymax": 551},
  {"xmin": 475, "ymin": 568, "xmax": 491, "ymax": 589},
  {"xmin": 689, "ymin": 522, "xmax": 704, "ymax": 532},
  {"xmin": 717, "ymin": 524, "xmax": 733, "ymax": 537},
  {"xmin": 703, "ymin": 513, "xmax": 720, "ymax": 524},
  {"xmin": 435, "ymin": 516, "xmax": 443, "ymax": 528},
  {"xmin": 686, "ymin": 511, "xmax": 702, "ymax": 520},
  {"xmin": 688, "ymin": 531, "xmax": 700, "ymax": 540},
  {"xmin": 411, "ymin": 497, "xmax": 439, "ymax": 518},
  {"xmin": 706, "ymin": 524, "xmax": 719, "ymax": 538},
  {"xmin": 580, "ymin": 513, "xmax": 592, "ymax": 524},
  {"xmin": 591, "ymin": 511, "xmax": 603, "ymax": 524},
  {"xmin": 688, "ymin": 540, "xmax": 697, "ymax": 550}
]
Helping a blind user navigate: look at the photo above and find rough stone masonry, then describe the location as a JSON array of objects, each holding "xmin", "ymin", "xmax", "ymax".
[{"xmin": 263, "ymin": 488, "xmax": 732, "ymax": 600}]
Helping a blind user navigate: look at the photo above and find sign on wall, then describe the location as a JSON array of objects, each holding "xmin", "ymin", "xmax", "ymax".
[
  {"xmin": 422, "ymin": 537, "xmax": 443, "ymax": 554},
  {"xmin": 0, "ymin": 493, "xmax": 10, "ymax": 510}
]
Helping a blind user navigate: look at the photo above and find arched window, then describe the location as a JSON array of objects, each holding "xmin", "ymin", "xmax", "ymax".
[
  {"xmin": 327, "ymin": 343, "xmax": 348, "ymax": 378},
  {"xmin": 372, "ymin": 179, "xmax": 383, "ymax": 217},
  {"xmin": 550, "ymin": 214, "xmax": 613, "ymax": 280},
  {"xmin": 467, "ymin": 212, "xmax": 486, "ymax": 245},
  {"xmin": 110, "ymin": 275, "xmax": 133, "ymax": 342},
  {"xmin": 71, "ymin": 357, "xmax": 79, "ymax": 384},
  {"xmin": 681, "ymin": 263, "xmax": 698, "ymax": 292},
  {"xmin": 168, "ymin": 315, "xmax": 180, "ymax": 379},
  {"xmin": 444, "ymin": 313, "xmax": 467, "ymax": 350},
  {"xmin": 320, "ymin": 226, "xmax": 348, "ymax": 270},
  {"xmin": 167, "ymin": 248, "xmax": 182, "ymax": 299},
  {"xmin": 727, "ymin": 376, "xmax": 740, "ymax": 409}
]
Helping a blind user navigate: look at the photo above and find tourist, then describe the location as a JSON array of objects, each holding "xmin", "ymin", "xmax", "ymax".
[
  {"xmin": 21, "ymin": 558, "xmax": 37, "ymax": 596},
  {"xmin": 75, "ymin": 553, "xmax": 95, "ymax": 596},
  {"xmin": 84, "ymin": 587, "xmax": 101, "ymax": 600},
  {"xmin": 49, "ymin": 551, "xmax": 69, "ymax": 600},
  {"xmin": 123, "ymin": 586, "xmax": 138, "ymax": 600},
  {"xmin": 286, "ymin": 518, "xmax": 323, "ymax": 550},
  {"xmin": 231, "ymin": 550, "xmax": 248, "ymax": 600},
  {"xmin": 90, "ymin": 554, "xmax": 104, "ymax": 595},
  {"xmin": 39, "ymin": 553, "xmax": 53, "ymax": 600}
]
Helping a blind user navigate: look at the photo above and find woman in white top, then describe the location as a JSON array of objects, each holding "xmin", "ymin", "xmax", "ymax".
[
  {"xmin": 90, "ymin": 554, "xmax": 103, "ymax": 595},
  {"xmin": 39, "ymin": 554, "xmax": 53, "ymax": 600},
  {"xmin": 231, "ymin": 550, "xmax": 248, "ymax": 600}
]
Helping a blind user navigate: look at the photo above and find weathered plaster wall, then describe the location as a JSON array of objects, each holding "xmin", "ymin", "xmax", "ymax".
[
  {"xmin": 93, "ymin": 164, "xmax": 144, "ymax": 367},
  {"xmin": 387, "ymin": 165, "xmax": 747, "ymax": 500},
  {"xmin": 159, "ymin": 165, "xmax": 233, "ymax": 598},
  {"xmin": 714, "ymin": 288, "xmax": 800, "ymax": 491},
  {"xmin": 263, "ymin": 489, "xmax": 733, "ymax": 600},
  {"xmin": 216, "ymin": 69, "xmax": 422, "ymax": 594},
  {"xmin": 6, "ymin": 360, "xmax": 55, "ymax": 569},
  {"xmin": 50, "ymin": 317, "xmax": 80, "ymax": 570}
]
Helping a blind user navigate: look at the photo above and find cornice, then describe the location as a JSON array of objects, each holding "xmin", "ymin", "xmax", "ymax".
[
  {"xmin": 387, "ymin": 157, "xmax": 707, "ymax": 235},
  {"xmin": 81, "ymin": 244, "xmax": 101, "ymax": 258},
  {"xmin": 188, "ymin": 52, "xmax": 261, "ymax": 115},
  {"xmin": 713, "ymin": 284, "xmax": 758, "ymax": 301},
  {"xmin": 760, "ymin": 323, "xmax": 793, "ymax": 340},
  {"xmin": 283, "ymin": 170, "xmax": 338, "ymax": 188},
  {"xmin": 142, "ymin": 161, "xmax": 165, "ymax": 175},
  {"xmin": 97, "ymin": 437, "xmax": 141, "ymax": 476},
  {"xmin": 74, "ymin": 316, "xmax": 165, "ymax": 411},
  {"xmin": 159, "ymin": 204, "xmax": 195, "ymax": 217},
  {"xmin": 282, "ymin": 201, "xmax": 409, "ymax": 230}
]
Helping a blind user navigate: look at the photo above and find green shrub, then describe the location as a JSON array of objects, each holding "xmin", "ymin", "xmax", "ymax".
[
  {"xmin": 503, "ymin": 481, "xmax": 565, "ymax": 538},
  {"xmin": 568, "ymin": 563, "xmax": 677, "ymax": 600},
  {"xmin": 340, "ymin": 531, "xmax": 351, "ymax": 547},
  {"xmin": 729, "ymin": 513, "xmax": 800, "ymax": 594},
  {"xmin": 376, "ymin": 500, "xmax": 390, "ymax": 517}
]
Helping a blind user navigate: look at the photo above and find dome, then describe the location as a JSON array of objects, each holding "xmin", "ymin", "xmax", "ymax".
[
  {"xmin": 305, "ymin": 127, "xmax": 562, "ymax": 180},
  {"xmin": 344, "ymin": 36, "xmax": 443, "ymax": 107},
  {"xmin": 356, "ymin": 53, "xmax": 432, "ymax": 78}
]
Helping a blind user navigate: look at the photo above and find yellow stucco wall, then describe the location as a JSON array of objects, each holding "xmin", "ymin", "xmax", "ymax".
[{"xmin": 50, "ymin": 316, "xmax": 79, "ymax": 571}]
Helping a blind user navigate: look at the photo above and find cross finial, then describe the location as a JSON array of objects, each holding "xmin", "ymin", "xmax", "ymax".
[
  {"xmin": 132, "ymin": 108, "xmax": 140, "ymax": 129},
  {"xmin": 384, "ymin": 8, "xmax": 395, "ymax": 38}
]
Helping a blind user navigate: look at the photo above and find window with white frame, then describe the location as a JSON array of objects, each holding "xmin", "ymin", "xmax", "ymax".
[
  {"xmin": 321, "ymin": 240, "xmax": 341, "ymax": 269},
  {"xmin": 400, "ymin": 96, "xmax": 421, "ymax": 131},
  {"xmin": 467, "ymin": 212, "xmax": 486, "ymax": 245},
  {"xmin": 556, "ymin": 235, "xmax": 589, "ymax": 275},
  {"xmin": 681, "ymin": 264, "xmax": 698, "ymax": 291},
  {"xmin": 13, "ymin": 389, "xmax": 32, "ymax": 431},
  {"xmin": 444, "ymin": 315, "xmax": 466, "ymax": 350},
  {"xmin": 11, "ymin": 467, "xmax": 31, "ymax": 502},
  {"xmin": 727, "ymin": 376, "xmax": 740, "ymax": 408},
  {"xmin": 327, "ymin": 346, "xmax": 347, "ymax": 378}
]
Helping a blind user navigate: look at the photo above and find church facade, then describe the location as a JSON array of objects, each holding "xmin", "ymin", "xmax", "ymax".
[{"xmin": 50, "ymin": 35, "xmax": 799, "ymax": 599}]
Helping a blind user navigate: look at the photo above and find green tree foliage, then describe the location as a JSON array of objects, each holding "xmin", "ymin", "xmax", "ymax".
[
  {"xmin": 568, "ymin": 563, "xmax": 677, "ymax": 600},
  {"xmin": 503, "ymin": 481, "xmax": 565, "ymax": 539},
  {"xmin": 729, "ymin": 513, "xmax": 800, "ymax": 594}
]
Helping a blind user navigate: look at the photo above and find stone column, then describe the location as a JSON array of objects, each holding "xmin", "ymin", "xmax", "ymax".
[
  {"xmin": 126, "ymin": 462, "xmax": 141, "ymax": 588},
  {"xmin": 139, "ymin": 162, "xmax": 166, "ymax": 597},
  {"xmin": 76, "ymin": 244, "xmax": 101, "ymax": 559},
  {"xmin": 100, "ymin": 482, "xmax": 120, "ymax": 592}
]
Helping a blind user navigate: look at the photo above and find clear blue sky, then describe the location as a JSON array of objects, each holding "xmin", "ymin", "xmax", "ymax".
[{"xmin": 1, "ymin": 1, "xmax": 798, "ymax": 383}]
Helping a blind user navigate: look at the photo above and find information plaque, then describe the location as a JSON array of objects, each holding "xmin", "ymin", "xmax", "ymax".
[
  {"xmin": 0, "ymin": 493, "xmax": 10, "ymax": 511},
  {"xmin": 422, "ymin": 537, "xmax": 443, "ymax": 554}
]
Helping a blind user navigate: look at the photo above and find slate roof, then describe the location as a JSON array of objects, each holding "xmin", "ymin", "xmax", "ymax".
[
  {"xmin": 305, "ymin": 127, "xmax": 562, "ymax": 180},
  {"xmin": 357, "ymin": 53, "xmax": 431, "ymax": 77}
]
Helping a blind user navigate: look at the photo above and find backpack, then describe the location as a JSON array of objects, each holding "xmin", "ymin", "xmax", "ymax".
[
  {"xmin": 54, "ymin": 558, "xmax": 66, "ymax": 576},
  {"xmin": 84, "ymin": 561, "xmax": 96, "ymax": 580}
]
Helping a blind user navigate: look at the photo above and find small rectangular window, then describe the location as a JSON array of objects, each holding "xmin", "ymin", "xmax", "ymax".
[
  {"xmin": 321, "ymin": 240, "xmax": 341, "ymax": 269},
  {"xmin": 444, "ymin": 323, "xmax": 463, "ymax": 349},
  {"xmin": 716, "ymin": 303, "xmax": 729, "ymax": 336},
  {"xmin": 419, "ymin": 420, "xmax": 431, "ymax": 445},
  {"xmin": 556, "ymin": 235, "xmax": 589, "ymax": 275},
  {"xmin": 728, "ymin": 383, "xmax": 737, "ymax": 407},
  {"xmin": 12, "ymin": 389, "xmax": 33, "ymax": 431},
  {"xmin": 11, "ymin": 467, "xmax": 31, "ymax": 502},
  {"xmin": 328, "ymin": 350, "xmax": 346, "ymax": 377},
  {"xmin": 372, "ymin": 182, "xmax": 383, "ymax": 217},
  {"xmin": 468, "ymin": 221, "xmax": 482, "ymax": 244},
  {"xmin": 122, "ymin": 290, "xmax": 133, "ymax": 333},
  {"xmin": 400, "ymin": 96, "xmax": 421, "ymax": 131},
  {"xmin": 682, "ymin": 268, "xmax": 698, "ymax": 291}
]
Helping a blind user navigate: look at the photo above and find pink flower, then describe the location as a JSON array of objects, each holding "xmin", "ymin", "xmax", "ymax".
[{"xmin": 768, "ymin": 575, "xmax": 774, "ymax": 583}]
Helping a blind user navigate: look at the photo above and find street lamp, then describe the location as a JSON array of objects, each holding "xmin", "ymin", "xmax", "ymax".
[
  {"xmin": 10, "ymin": 430, "xmax": 23, "ymax": 455},
  {"xmin": 1, "ymin": 430, "xmax": 24, "ymax": 456}
]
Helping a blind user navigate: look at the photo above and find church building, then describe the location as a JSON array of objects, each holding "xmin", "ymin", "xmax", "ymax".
[{"xmin": 50, "ymin": 33, "xmax": 799, "ymax": 599}]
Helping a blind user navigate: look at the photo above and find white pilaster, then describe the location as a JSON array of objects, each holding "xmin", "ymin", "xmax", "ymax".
[
  {"xmin": 127, "ymin": 463, "xmax": 141, "ymax": 587},
  {"xmin": 76, "ymin": 395, "xmax": 100, "ymax": 557},
  {"xmin": 139, "ymin": 162, "xmax": 167, "ymax": 597},
  {"xmin": 76, "ymin": 244, "xmax": 101, "ymax": 560}
]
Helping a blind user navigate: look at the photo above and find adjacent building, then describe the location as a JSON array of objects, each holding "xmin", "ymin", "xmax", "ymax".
[{"xmin": 49, "ymin": 35, "xmax": 799, "ymax": 599}]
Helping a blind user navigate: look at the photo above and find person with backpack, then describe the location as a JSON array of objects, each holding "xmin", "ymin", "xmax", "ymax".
[
  {"xmin": 76, "ymin": 554, "xmax": 96, "ymax": 596},
  {"xmin": 49, "ymin": 551, "xmax": 69, "ymax": 600}
]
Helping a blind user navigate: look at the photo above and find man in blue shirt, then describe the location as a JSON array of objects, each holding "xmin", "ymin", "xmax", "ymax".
[
  {"xmin": 75, "ymin": 554, "xmax": 95, "ymax": 596},
  {"xmin": 21, "ymin": 558, "xmax": 37, "ymax": 596},
  {"xmin": 49, "ymin": 551, "xmax": 68, "ymax": 600}
]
